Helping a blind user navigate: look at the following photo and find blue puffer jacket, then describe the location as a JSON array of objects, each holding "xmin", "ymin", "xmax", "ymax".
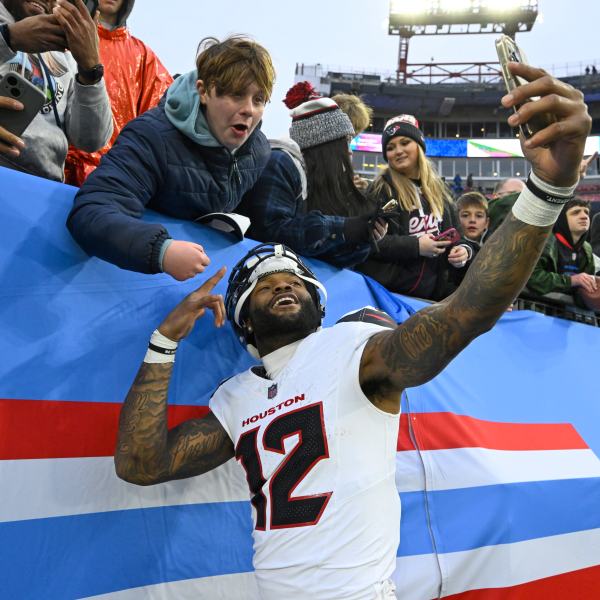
[{"xmin": 67, "ymin": 70, "xmax": 270, "ymax": 274}]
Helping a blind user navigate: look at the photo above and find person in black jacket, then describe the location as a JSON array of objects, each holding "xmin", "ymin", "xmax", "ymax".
[
  {"xmin": 591, "ymin": 212, "xmax": 600, "ymax": 257},
  {"xmin": 67, "ymin": 35, "xmax": 275, "ymax": 281},
  {"xmin": 356, "ymin": 115, "xmax": 471, "ymax": 300}
]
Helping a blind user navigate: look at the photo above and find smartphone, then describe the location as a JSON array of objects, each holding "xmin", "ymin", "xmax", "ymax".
[
  {"xmin": 69, "ymin": 0, "xmax": 99, "ymax": 15},
  {"xmin": 495, "ymin": 34, "xmax": 556, "ymax": 138},
  {"xmin": 433, "ymin": 227, "xmax": 461, "ymax": 243},
  {"xmin": 0, "ymin": 72, "xmax": 46, "ymax": 137}
]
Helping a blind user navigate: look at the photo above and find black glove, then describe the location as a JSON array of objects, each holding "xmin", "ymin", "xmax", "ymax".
[{"xmin": 343, "ymin": 215, "xmax": 371, "ymax": 243}]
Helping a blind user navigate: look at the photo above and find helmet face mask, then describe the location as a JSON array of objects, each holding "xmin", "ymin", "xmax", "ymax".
[{"xmin": 225, "ymin": 243, "xmax": 327, "ymax": 356}]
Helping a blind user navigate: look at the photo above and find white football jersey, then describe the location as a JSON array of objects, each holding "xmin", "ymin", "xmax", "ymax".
[{"xmin": 210, "ymin": 320, "xmax": 401, "ymax": 600}]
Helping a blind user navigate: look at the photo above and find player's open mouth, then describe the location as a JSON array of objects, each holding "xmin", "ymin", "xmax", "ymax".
[
  {"xmin": 232, "ymin": 124, "xmax": 249, "ymax": 132},
  {"xmin": 270, "ymin": 295, "xmax": 298, "ymax": 309}
]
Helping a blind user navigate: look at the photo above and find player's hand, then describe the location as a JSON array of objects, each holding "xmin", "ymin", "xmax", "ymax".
[
  {"xmin": 502, "ymin": 62, "xmax": 592, "ymax": 187},
  {"xmin": 53, "ymin": 0, "xmax": 99, "ymax": 73},
  {"xmin": 162, "ymin": 240, "xmax": 211, "ymax": 281},
  {"xmin": 447, "ymin": 244, "xmax": 469, "ymax": 268},
  {"xmin": 570, "ymin": 272, "xmax": 598, "ymax": 293},
  {"xmin": 418, "ymin": 234, "xmax": 451, "ymax": 258},
  {"xmin": 579, "ymin": 151, "xmax": 598, "ymax": 179},
  {"xmin": 7, "ymin": 14, "xmax": 67, "ymax": 53},
  {"xmin": 158, "ymin": 267, "xmax": 227, "ymax": 341},
  {"xmin": 0, "ymin": 97, "xmax": 25, "ymax": 157}
]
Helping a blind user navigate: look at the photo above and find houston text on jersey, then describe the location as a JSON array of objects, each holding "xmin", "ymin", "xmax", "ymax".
[{"xmin": 242, "ymin": 394, "xmax": 306, "ymax": 427}]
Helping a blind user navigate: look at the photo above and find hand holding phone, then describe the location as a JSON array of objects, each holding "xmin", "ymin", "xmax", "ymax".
[
  {"xmin": 433, "ymin": 227, "xmax": 461, "ymax": 244},
  {"xmin": 418, "ymin": 233, "xmax": 452, "ymax": 258},
  {"xmin": 496, "ymin": 35, "xmax": 556, "ymax": 139},
  {"xmin": 68, "ymin": 0, "xmax": 99, "ymax": 16},
  {"xmin": 0, "ymin": 96, "xmax": 26, "ymax": 157},
  {"xmin": 4, "ymin": 15, "xmax": 67, "ymax": 54},
  {"xmin": 53, "ymin": 0, "xmax": 100, "ymax": 71},
  {"xmin": 0, "ymin": 72, "xmax": 45, "ymax": 154}
]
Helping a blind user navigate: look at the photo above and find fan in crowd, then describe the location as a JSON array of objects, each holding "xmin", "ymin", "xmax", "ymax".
[
  {"xmin": 355, "ymin": 114, "xmax": 472, "ymax": 300},
  {"xmin": 331, "ymin": 92, "xmax": 373, "ymax": 192},
  {"xmin": 591, "ymin": 212, "xmax": 600, "ymax": 257},
  {"xmin": 449, "ymin": 191, "xmax": 490, "ymax": 288},
  {"xmin": 527, "ymin": 198, "xmax": 597, "ymax": 304},
  {"xmin": 0, "ymin": 0, "xmax": 112, "ymax": 181},
  {"xmin": 67, "ymin": 35, "xmax": 274, "ymax": 281},
  {"xmin": 238, "ymin": 81, "xmax": 387, "ymax": 269},
  {"xmin": 487, "ymin": 177, "xmax": 525, "ymax": 235},
  {"xmin": 64, "ymin": 0, "xmax": 172, "ymax": 186}
]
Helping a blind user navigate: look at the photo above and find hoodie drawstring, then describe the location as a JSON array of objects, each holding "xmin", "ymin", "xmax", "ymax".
[{"xmin": 37, "ymin": 53, "xmax": 64, "ymax": 133}]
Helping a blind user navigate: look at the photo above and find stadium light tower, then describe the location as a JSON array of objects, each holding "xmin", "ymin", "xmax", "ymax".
[{"xmin": 389, "ymin": 0, "xmax": 539, "ymax": 82}]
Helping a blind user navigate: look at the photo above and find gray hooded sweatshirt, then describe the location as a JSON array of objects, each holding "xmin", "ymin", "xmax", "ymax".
[
  {"xmin": 0, "ymin": 4, "xmax": 112, "ymax": 182},
  {"xmin": 99, "ymin": 0, "xmax": 134, "ymax": 30}
]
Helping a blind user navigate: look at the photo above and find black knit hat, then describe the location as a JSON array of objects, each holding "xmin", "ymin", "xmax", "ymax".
[{"xmin": 382, "ymin": 114, "xmax": 426, "ymax": 161}]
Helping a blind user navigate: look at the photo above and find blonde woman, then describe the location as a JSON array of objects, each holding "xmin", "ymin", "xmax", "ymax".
[{"xmin": 356, "ymin": 115, "xmax": 472, "ymax": 300}]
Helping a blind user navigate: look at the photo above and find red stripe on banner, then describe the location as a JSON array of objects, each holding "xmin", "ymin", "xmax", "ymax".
[
  {"xmin": 0, "ymin": 401, "xmax": 587, "ymax": 459},
  {"xmin": 397, "ymin": 412, "xmax": 588, "ymax": 452},
  {"xmin": 442, "ymin": 564, "xmax": 600, "ymax": 599},
  {"xmin": 0, "ymin": 399, "xmax": 208, "ymax": 460}
]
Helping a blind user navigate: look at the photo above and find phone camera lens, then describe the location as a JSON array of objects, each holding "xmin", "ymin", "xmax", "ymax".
[
  {"xmin": 10, "ymin": 87, "xmax": 21, "ymax": 98},
  {"xmin": 6, "ymin": 75, "xmax": 18, "ymax": 86}
]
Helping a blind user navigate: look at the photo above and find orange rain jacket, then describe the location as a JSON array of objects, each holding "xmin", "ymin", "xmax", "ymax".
[{"xmin": 64, "ymin": 2, "xmax": 173, "ymax": 186}]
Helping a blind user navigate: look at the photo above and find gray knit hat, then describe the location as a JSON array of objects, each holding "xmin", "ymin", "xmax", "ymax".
[{"xmin": 284, "ymin": 82, "xmax": 355, "ymax": 150}]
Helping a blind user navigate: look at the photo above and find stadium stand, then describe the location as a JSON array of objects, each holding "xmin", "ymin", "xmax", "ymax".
[{"xmin": 295, "ymin": 63, "xmax": 600, "ymax": 207}]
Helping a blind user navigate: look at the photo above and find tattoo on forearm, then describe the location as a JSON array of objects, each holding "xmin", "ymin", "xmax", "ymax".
[
  {"xmin": 115, "ymin": 363, "xmax": 233, "ymax": 485},
  {"xmin": 366, "ymin": 215, "xmax": 551, "ymax": 399}
]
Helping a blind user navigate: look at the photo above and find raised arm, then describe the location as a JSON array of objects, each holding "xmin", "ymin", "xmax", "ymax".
[
  {"xmin": 115, "ymin": 267, "xmax": 234, "ymax": 485},
  {"xmin": 360, "ymin": 63, "xmax": 591, "ymax": 412}
]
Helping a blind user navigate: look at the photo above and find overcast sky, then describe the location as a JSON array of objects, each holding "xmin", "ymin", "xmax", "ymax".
[{"xmin": 129, "ymin": 0, "xmax": 599, "ymax": 138}]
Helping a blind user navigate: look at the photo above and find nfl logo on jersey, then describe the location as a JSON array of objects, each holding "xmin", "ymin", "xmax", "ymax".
[{"xmin": 268, "ymin": 383, "xmax": 278, "ymax": 399}]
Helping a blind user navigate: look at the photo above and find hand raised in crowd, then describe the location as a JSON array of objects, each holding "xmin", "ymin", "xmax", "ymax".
[
  {"xmin": 418, "ymin": 234, "xmax": 451, "ymax": 258},
  {"xmin": 5, "ymin": 14, "xmax": 67, "ymax": 53},
  {"xmin": 447, "ymin": 244, "xmax": 469, "ymax": 268},
  {"xmin": 570, "ymin": 272, "xmax": 598, "ymax": 294},
  {"xmin": 52, "ymin": 0, "xmax": 99, "ymax": 72},
  {"xmin": 579, "ymin": 151, "xmax": 598, "ymax": 179},
  {"xmin": 353, "ymin": 174, "xmax": 369, "ymax": 192},
  {"xmin": 0, "ymin": 97, "xmax": 26, "ymax": 157},
  {"xmin": 162, "ymin": 240, "xmax": 211, "ymax": 281},
  {"xmin": 502, "ymin": 62, "xmax": 592, "ymax": 186},
  {"xmin": 157, "ymin": 267, "xmax": 227, "ymax": 342}
]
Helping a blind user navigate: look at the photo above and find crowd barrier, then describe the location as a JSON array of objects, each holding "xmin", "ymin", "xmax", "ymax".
[{"xmin": 1, "ymin": 167, "xmax": 599, "ymax": 599}]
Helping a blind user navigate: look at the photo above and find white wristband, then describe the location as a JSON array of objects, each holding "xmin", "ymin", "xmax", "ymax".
[
  {"xmin": 529, "ymin": 171, "xmax": 578, "ymax": 199},
  {"xmin": 144, "ymin": 329, "xmax": 178, "ymax": 364},
  {"xmin": 512, "ymin": 171, "xmax": 577, "ymax": 227}
]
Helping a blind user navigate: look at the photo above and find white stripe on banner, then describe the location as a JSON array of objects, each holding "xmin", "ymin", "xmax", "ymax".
[
  {"xmin": 395, "ymin": 448, "xmax": 600, "ymax": 492},
  {"xmin": 3, "ymin": 448, "xmax": 600, "ymax": 523},
  {"xmin": 0, "ymin": 457, "xmax": 249, "ymax": 523},
  {"xmin": 393, "ymin": 527, "xmax": 600, "ymax": 599},
  {"xmin": 82, "ymin": 571, "xmax": 261, "ymax": 600}
]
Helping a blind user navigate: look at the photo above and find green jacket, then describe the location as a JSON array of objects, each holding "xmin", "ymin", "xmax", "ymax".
[
  {"xmin": 527, "ymin": 235, "xmax": 595, "ymax": 296},
  {"xmin": 487, "ymin": 192, "xmax": 520, "ymax": 235}
]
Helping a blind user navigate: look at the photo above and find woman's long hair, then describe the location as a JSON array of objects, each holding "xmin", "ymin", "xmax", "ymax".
[
  {"xmin": 371, "ymin": 145, "xmax": 452, "ymax": 219},
  {"xmin": 303, "ymin": 138, "xmax": 376, "ymax": 216}
]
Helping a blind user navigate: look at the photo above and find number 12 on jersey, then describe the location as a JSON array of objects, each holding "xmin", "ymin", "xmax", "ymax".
[{"xmin": 235, "ymin": 402, "xmax": 332, "ymax": 530}]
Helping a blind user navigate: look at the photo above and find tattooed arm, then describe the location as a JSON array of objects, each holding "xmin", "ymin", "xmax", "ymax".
[
  {"xmin": 115, "ymin": 267, "xmax": 233, "ymax": 485},
  {"xmin": 360, "ymin": 63, "xmax": 591, "ymax": 413}
]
